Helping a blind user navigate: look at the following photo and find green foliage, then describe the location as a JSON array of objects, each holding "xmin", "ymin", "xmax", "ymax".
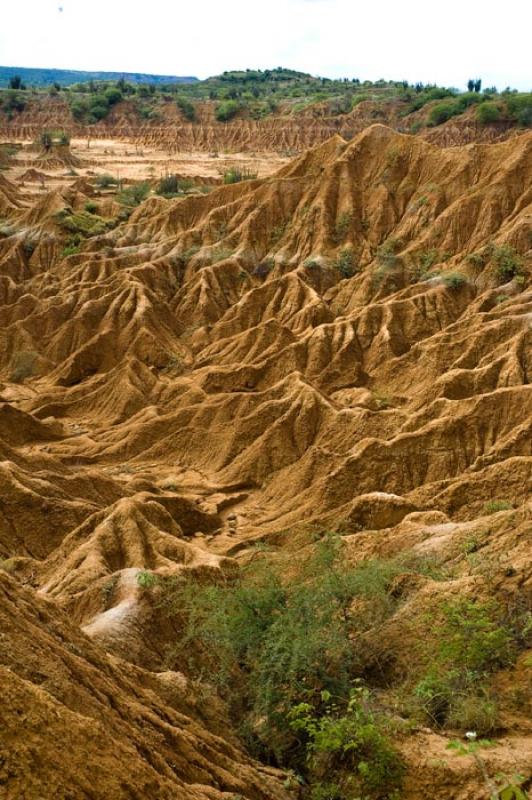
[
  {"xmin": 414, "ymin": 248, "xmax": 441, "ymax": 278},
  {"xmin": 334, "ymin": 246, "xmax": 357, "ymax": 278},
  {"xmin": 288, "ymin": 684, "xmax": 404, "ymax": 799},
  {"xmin": 137, "ymin": 570, "xmax": 158, "ymax": 590},
  {"xmin": 160, "ymin": 540, "xmax": 403, "ymax": 762},
  {"xmin": 376, "ymin": 238, "xmax": 400, "ymax": 268},
  {"xmin": 40, "ymin": 131, "xmax": 53, "ymax": 150},
  {"xmin": 176, "ymin": 94, "xmax": 197, "ymax": 121},
  {"xmin": 117, "ymin": 181, "xmax": 150, "ymax": 207},
  {"xmin": 483, "ymin": 499, "xmax": 514, "ymax": 514},
  {"xmin": 101, "ymin": 575, "xmax": 118, "ymax": 608},
  {"xmin": 428, "ymin": 101, "xmax": 460, "ymax": 126},
  {"xmin": 1, "ymin": 89, "xmax": 27, "ymax": 115},
  {"xmin": 505, "ymin": 93, "xmax": 532, "ymax": 127},
  {"xmin": 477, "ymin": 102, "xmax": 501, "ymax": 124},
  {"xmin": 440, "ymin": 271, "xmax": 467, "ymax": 289},
  {"xmin": 491, "ymin": 245, "xmax": 524, "ymax": 283},
  {"xmin": 223, "ymin": 167, "xmax": 258, "ymax": 184},
  {"xmin": 61, "ymin": 241, "xmax": 81, "ymax": 257},
  {"xmin": 104, "ymin": 87, "xmax": 122, "ymax": 106},
  {"xmin": 84, "ymin": 201, "xmax": 98, "ymax": 214},
  {"xmin": 495, "ymin": 780, "xmax": 530, "ymax": 800},
  {"xmin": 156, "ymin": 174, "xmax": 193, "ymax": 197},
  {"xmin": 215, "ymin": 99, "xmax": 240, "ymax": 121},
  {"xmin": 56, "ymin": 208, "xmax": 112, "ymax": 237},
  {"xmin": 414, "ymin": 599, "xmax": 517, "ymax": 731},
  {"xmin": 0, "ymin": 66, "xmax": 197, "ymax": 89},
  {"xmin": 427, "ymin": 91, "xmax": 484, "ymax": 126},
  {"xmin": 94, "ymin": 173, "xmax": 118, "ymax": 188},
  {"xmin": 333, "ymin": 212, "xmax": 353, "ymax": 243}
]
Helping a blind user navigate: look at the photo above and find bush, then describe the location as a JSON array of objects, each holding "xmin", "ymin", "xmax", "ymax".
[
  {"xmin": 483, "ymin": 499, "xmax": 514, "ymax": 514},
  {"xmin": 56, "ymin": 208, "xmax": 111, "ymax": 237},
  {"xmin": 95, "ymin": 173, "xmax": 118, "ymax": 188},
  {"xmin": 137, "ymin": 570, "xmax": 158, "ymax": 589},
  {"xmin": 62, "ymin": 242, "xmax": 81, "ymax": 257},
  {"xmin": 334, "ymin": 246, "xmax": 357, "ymax": 278},
  {"xmin": 2, "ymin": 90, "xmax": 26, "ymax": 115},
  {"xmin": 176, "ymin": 95, "xmax": 196, "ymax": 121},
  {"xmin": 376, "ymin": 238, "xmax": 400, "ymax": 268},
  {"xmin": 414, "ymin": 599, "xmax": 517, "ymax": 730},
  {"xmin": 88, "ymin": 103, "xmax": 109, "ymax": 122},
  {"xmin": 428, "ymin": 100, "xmax": 460, "ymax": 126},
  {"xmin": 441, "ymin": 271, "xmax": 467, "ymax": 289},
  {"xmin": 70, "ymin": 99, "xmax": 89, "ymax": 120},
  {"xmin": 477, "ymin": 102, "xmax": 501, "ymax": 124},
  {"xmin": 160, "ymin": 540, "xmax": 402, "ymax": 762},
  {"xmin": 289, "ymin": 684, "xmax": 404, "ymax": 799},
  {"xmin": 505, "ymin": 93, "xmax": 532, "ymax": 127},
  {"xmin": 104, "ymin": 87, "xmax": 123, "ymax": 106},
  {"xmin": 223, "ymin": 167, "xmax": 257, "ymax": 184},
  {"xmin": 491, "ymin": 245, "xmax": 524, "ymax": 282},
  {"xmin": 333, "ymin": 212, "xmax": 353, "ymax": 244},
  {"xmin": 84, "ymin": 201, "xmax": 98, "ymax": 214},
  {"xmin": 40, "ymin": 131, "xmax": 53, "ymax": 150},
  {"xmin": 215, "ymin": 99, "xmax": 240, "ymax": 121},
  {"xmin": 156, "ymin": 174, "xmax": 193, "ymax": 197},
  {"xmin": 118, "ymin": 181, "xmax": 150, "ymax": 207}
]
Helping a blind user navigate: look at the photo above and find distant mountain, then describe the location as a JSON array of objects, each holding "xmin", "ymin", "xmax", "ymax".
[{"xmin": 0, "ymin": 65, "xmax": 198, "ymax": 88}]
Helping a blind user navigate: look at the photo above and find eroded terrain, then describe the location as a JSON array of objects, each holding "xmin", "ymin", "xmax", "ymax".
[{"xmin": 0, "ymin": 124, "xmax": 531, "ymax": 799}]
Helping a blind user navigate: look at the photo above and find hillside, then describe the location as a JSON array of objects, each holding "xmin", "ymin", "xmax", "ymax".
[
  {"xmin": 0, "ymin": 65, "xmax": 198, "ymax": 88},
  {"xmin": 1, "ymin": 69, "xmax": 530, "ymax": 152},
  {"xmin": 0, "ymin": 126, "xmax": 531, "ymax": 799}
]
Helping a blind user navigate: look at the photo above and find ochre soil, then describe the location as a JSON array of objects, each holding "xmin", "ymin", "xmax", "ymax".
[
  {"xmin": 0, "ymin": 94, "xmax": 519, "ymax": 154},
  {"xmin": 0, "ymin": 124, "xmax": 530, "ymax": 799}
]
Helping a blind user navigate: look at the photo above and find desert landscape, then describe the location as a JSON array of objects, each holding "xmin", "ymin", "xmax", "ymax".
[{"xmin": 0, "ymin": 59, "xmax": 531, "ymax": 800}]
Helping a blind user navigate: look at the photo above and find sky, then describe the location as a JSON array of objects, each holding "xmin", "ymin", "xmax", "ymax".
[{"xmin": 0, "ymin": 0, "xmax": 530, "ymax": 90}]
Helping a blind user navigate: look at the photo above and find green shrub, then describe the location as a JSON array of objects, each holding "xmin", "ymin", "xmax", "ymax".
[
  {"xmin": 62, "ymin": 242, "xmax": 81, "ymax": 257},
  {"xmin": 414, "ymin": 599, "xmax": 517, "ymax": 730},
  {"xmin": 176, "ymin": 95, "xmax": 196, "ymax": 121},
  {"xmin": 483, "ymin": 499, "xmax": 514, "ymax": 514},
  {"xmin": 94, "ymin": 173, "xmax": 118, "ymax": 188},
  {"xmin": 84, "ymin": 201, "xmax": 98, "ymax": 214},
  {"xmin": 159, "ymin": 540, "xmax": 402, "ymax": 762},
  {"xmin": 477, "ymin": 102, "xmax": 501, "ymax": 124},
  {"xmin": 441, "ymin": 271, "xmax": 467, "ymax": 289},
  {"xmin": 505, "ymin": 93, "xmax": 532, "ymax": 127},
  {"xmin": 223, "ymin": 167, "xmax": 257, "ymax": 184},
  {"xmin": 215, "ymin": 99, "xmax": 240, "ymax": 121},
  {"xmin": 55, "ymin": 208, "xmax": 110, "ymax": 237},
  {"xmin": 104, "ymin": 87, "xmax": 123, "ymax": 106},
  {"xmin": 137, "ymin": 570, "xmax": 158, "ymax": 589},
  {"xmin": 376, "ymin": 238, "xmax": 400, "ymax": 268},
  {"xmin": 333, "ymin": 212, "xmax": 353, "ymax": 243},
  {"xmin": 491, "ymin": 245, "xmax": 523, "ymax": 283},
  {"xmin": 289, "ymin": 684, "xmax": 404, "ymax": 799},
  {"xmin": 334, "ymin": 246, "xmax": 357, "ymax": 278},
  {"xmin": 117, "ymin": 181, "xmax": 150, "ymax": 207},
  {"xmin": 428, "ymin": 100, "xmax": 460, "ymax": 126},
  {"xmin": 156, "ymin": 174, "xmax": 193, "ymax": 197},
  {"xmin": 414, "ymin": 248, "xmax": 441, "ymax": 277},
  {"xmin": 2, "ymin": 91, "xmax": 26, "ymax": 116}
]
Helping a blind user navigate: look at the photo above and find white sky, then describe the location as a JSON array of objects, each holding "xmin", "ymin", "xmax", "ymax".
[{"xmin": 0, "ymin": 0, "xmax": 530, "ymax": 90}]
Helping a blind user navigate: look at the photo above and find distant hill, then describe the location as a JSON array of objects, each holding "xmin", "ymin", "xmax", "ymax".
[{"xmin": 0, "ymin": 66, "xmax": 198, "ymax": 88}]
